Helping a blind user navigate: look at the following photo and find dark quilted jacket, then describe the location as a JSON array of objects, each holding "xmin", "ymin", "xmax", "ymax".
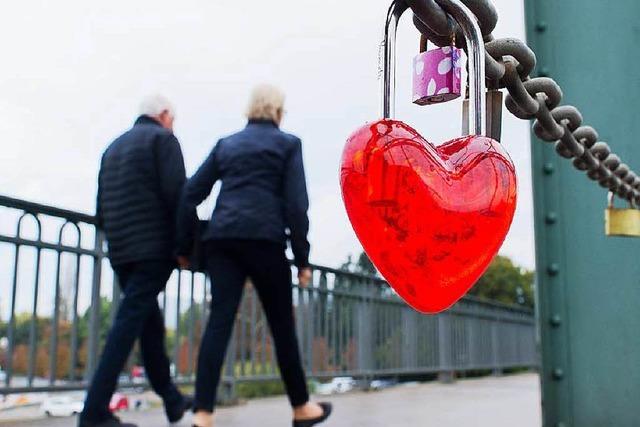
[{"xmin": 97, "ymin": 115, "xmax": 186, "ymax": 266}]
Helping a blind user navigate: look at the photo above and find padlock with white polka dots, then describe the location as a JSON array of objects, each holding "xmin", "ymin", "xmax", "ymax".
[{"xmin": 412, "ymin": 45, "xmax": 464, "ymax": 105}]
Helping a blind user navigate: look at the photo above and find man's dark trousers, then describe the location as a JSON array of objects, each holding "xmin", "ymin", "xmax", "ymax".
[{"xmin": 81, "ymin": 259, "xmax": 181, "ymax": 423}]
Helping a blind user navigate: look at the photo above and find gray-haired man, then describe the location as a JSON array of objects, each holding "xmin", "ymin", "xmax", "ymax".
[{"xmin": 80, "ymin": 96, "xmax": 192, "ymax": 427}]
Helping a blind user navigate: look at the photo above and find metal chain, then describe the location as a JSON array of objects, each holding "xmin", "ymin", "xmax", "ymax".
[{"xmin": 407, "ymin": 0, "xmax": 640, "ymax": 205}]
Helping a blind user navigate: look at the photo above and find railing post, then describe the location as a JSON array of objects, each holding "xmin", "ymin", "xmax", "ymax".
[
  {"xmin": 356, "ymin": 279, "xmax": 374, "ymax": 379},
  {"xmin": 49, "ymin": 250, "xmax": 62, "ymax": 385},
  {"xmin": 6, "ymin": 243, "xmax": 21, "ymax": 387},
  {"xmin": 401, "ymin": 308, "xmax": 418, "ymax": 371},
  {"xmin": 437, "ymin": 312, "xmax": 454, "ymax": 383},
  {"xmin": 491, "ymin": 314, "xmax": 502, "ymax": 376},
  {"xmin": 85, "ymin": 230, "xmax": 105, "ymax": 380}
]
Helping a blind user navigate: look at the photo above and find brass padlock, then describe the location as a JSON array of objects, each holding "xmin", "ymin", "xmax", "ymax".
[{"xmin": 604, "ymin": 192, "xmax": 640, "ymax": 237}]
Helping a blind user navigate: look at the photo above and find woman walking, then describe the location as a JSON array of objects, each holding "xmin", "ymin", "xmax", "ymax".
[{"xmin": 176, "ymin": 84, "xmax": 331, "ymax": 427}]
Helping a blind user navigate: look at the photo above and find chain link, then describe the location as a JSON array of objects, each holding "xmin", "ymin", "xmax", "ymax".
[{"xmin": 407, "ymin": 0, "xmax": 640, "ymax": 205}]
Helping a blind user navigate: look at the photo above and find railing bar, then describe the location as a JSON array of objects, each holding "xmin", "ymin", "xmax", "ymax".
[
  {"xmin": 261, "ymin": 307, "xmax": 267, "ymax": 374},
  {"xmin": 69, "ymin": 253, "xmax": 81, "ymax": 382},
  {"xmin": 50, "ymin": 250, "xmax": 63, "ymax": 385},
  {"xmin": 306, "ymin": 282, "xmax": 313, "ymax": 374},
  {"xmin": 174, "ymin": 272, "xmax": 182, "ymax": 375},
  {"xmin": 390, "ymin": 302, "xmax": 395, "ymax": 370},
  {"xmin": 27, "ymin": 248, "xmax": 42, "ymax": 387},
  {"xmin": 346, "ymin": 295, "xmax": 352, "ymax": 370},
  {"xmin": 0, "ymin": 235, "xmax": 99, "ymax": 257},
  {"xmin": 392, "ymin": 304, "xmax": 397, "ymax": 369},
  {"xmin": 188, "ymin": 273, "xmax": 196, "ymax": 378},
  {"xmin": 250, "ymin": 284, "xmax": 257, "ymax": 376},
  {"xmin": 331, "ymin": 288, "xmax": 340, "ymax": 372},
  {"xmin": 0, "ymin": 195, "xmax": 97, "ymax": 224},
  {"xmin": 269, "ymin": 311, "xmax": 276, "ymax": 375},
  {"xmin": 320, "ymin": 273, "xmax": 328, "ymax": 365},
  {"xmin": 385, "ymin": 300, "xmax": 390, "ymax": 369},
  {"xmin": 239, "ymin": 285, "xmax": 247, "ymax": 377},
  {"xmin": 345, "ymin": 293, "xmax": 351, "ymax": 370},
  {"xmin": 335, "ymin": 292, "xmax": 341, "ymax": 372},
  {"xmin": 380, "ymin": 293, "xmax": 387, "ymax": 371},
  {"xmin": 396, "ymin": 306, "xmax": 402, "ymax": 368},
  {"xmin": 397, "ymin": 306, "xmax": 403, "ymax": 368},
  {"xmin": 338, "ymin": 294, "xmax": 345, "ymax": 372},
  {"xmin": 312, "ymin": 278, "xmax": 321, "ymax": 375},
  {"xmin": 297, "ymin": 283, "xmax": 305, "ymax": 373},
  {"xmin": 380, "ymin": 299, "xmax": 386, "ymax": 370},
  {"xmin": 5, "ymin": 242, "xmax": 21, "ymax": 387},
  {"xmin": 86, "ymin": 231, "xmax": 105, "ymax": 380}
]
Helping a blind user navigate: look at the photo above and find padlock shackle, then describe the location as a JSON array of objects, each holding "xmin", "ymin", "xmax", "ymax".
[{"xmin": 382, "ymin": 0, "xmax": 487, "ymax": 137}]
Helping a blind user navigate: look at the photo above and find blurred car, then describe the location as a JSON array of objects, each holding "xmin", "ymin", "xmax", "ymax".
[
  {"xmin": 109, "ymin": 393, "xmax": 129, "ymax": 412},
  {"xmin": 41, "ymin": 394, "xmax": 84, "ymax": 417},
  {"xmin": 369, "ymin": 379, "xmax": 396, "ymax": 391},
  {"xmin": 131, "ymin": 366, "xmax": 146, "ymax": 384},
  {"xmin": 118, "ymin": 373, "xmax": 144, "ymax": 393},
  {"xmin": 315, "ymin": 377, "xmax": 356, "ymax": 395}
]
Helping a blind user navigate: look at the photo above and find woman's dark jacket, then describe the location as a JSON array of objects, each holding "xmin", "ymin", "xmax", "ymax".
[{"xmin": 176, "ymin": 119, "xmax": 310, "ymax": 268}]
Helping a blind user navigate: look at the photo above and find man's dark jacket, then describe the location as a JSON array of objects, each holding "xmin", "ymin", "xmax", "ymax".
[
  {"xmin": 176, "ymin": 119, "xmax": 310, "ymax": 268},
  {"xmin": 97, "ymin": 115, "xmax": 186, "ymax": 266}
]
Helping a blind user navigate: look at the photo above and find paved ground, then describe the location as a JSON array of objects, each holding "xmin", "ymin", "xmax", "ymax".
[{"xmin": 0, "ymin": 373, "xmax": 541, "ymax": 427}]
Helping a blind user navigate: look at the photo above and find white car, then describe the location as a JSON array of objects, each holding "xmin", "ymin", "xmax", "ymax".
[
  {"xmin": 315, "ymin": 377, "xmax": 356, "ymax": 395},
  {"xmin": 41, "ymin": 394, "xmax": 84, "ymax": 417}
]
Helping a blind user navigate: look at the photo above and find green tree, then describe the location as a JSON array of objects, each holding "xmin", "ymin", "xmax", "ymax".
[
  {"xmin": 78, "ymin": 296, "xmax": 113, "ymax": 345},
  {"xmin": 340, "ymin": 252, "xmax": 534, "ymax": 307},
  {"xmin": 340, "ymin": 254, "xmax": 354, "ymax": 272},
  {"xmin": 470, "ymin": 255, "xmax": 535, "ymax": 307},
  {"xmin": 340, "ymin": 251, "xmax": 378, "ymax": 276},
  {"xmin": 355, "ymin": 251, "xmax": 377, "ymax": 276}
]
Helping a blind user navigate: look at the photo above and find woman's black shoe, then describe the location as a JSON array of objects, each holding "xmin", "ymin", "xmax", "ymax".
[{"xmin": 293, "ymin": 402, "xmax": 332, "ymax": 427}]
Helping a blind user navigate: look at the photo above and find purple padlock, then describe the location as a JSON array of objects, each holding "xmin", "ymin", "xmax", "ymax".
[{"xmin": 413, "ymin": 46, "xmax": 463, "ymax": 105}]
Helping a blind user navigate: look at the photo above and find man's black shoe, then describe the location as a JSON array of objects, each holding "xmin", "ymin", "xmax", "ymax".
[
  {"xmin": 166, "ymin": 394, "xmax": 194, "ymax": 423},
  {"xmin": 77, "ymin": 415, "xmax": 138, "ymax": 427}
]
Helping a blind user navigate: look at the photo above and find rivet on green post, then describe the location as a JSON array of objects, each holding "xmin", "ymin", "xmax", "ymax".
[
  {"xmin": 543, "ymin": 163, "xmax": 555, "ymax": 175},
  {"xmin": 545, "ymin": 212, "xmax": 558, "ymax": 224},
  {"xmin": 535, "ymin": 21, "xmax": 548, "ymax": 32},
  {"xmin": 547, "ymin": 263, "xmax": 560, "ymax": 276},
  {"xmin": 539, "ymin": 66, "xmax": 550, "ymax": 77},
  {"xmin": 552, "ymin": 368, "xmax": 564, "ymax": 380},
  {"xmin": 550, "ymin": 315, "xmax": 562, "ymax": 327}
]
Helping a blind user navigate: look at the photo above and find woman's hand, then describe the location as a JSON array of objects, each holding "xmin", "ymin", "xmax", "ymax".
[
  {"xmin": 177, "ymin": 255, "xmax": 191, "ymax": 270},
  {"xmin": 297, "ymin": 267, "xmax": 312, "ymax": 288}
]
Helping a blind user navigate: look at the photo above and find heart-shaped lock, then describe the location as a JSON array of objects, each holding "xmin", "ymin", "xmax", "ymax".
[{"xmin": 340, "ymin": 0, "xmax": 517, "ymax": 313}]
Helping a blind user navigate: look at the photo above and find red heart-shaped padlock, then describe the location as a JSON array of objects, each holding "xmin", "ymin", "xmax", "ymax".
[{"xmin": 340, "ymin": 120, "xmax": 517, "ymax": 313}]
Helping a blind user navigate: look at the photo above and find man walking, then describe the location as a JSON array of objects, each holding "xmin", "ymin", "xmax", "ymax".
[{"xmin": 80, "ymin": 95, "xmax": 192, "ymax": 427}]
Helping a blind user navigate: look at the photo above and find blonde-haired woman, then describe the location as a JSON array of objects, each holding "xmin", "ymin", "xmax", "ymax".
[{"xmin": 177, "ymin": 84, "xmax": 332, "ymax": 427}]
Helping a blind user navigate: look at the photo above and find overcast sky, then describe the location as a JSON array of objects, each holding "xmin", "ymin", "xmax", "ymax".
[{"xmin": 0, "ymin": 0, "xmax": 534, "ymax": 271}]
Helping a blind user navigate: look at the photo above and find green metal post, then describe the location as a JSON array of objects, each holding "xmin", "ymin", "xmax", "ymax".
[{"xmin": 525, "ymin": 1, "xmax": 640, "ymax": 425}]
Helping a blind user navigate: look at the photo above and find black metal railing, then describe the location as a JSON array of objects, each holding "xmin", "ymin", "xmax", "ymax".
[{"xmin": 0, "ymin": 194, "xmax": 537, "ymax": 396}]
